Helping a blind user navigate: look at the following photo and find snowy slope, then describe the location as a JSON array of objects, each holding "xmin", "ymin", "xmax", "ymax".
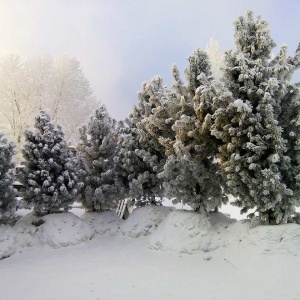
[
  {"xmin": 120, "ymin": 205, "xmax": 174, "ymax": 238},
  {"xmin": 1, "ymin": 206, "xmax": 300, "ymax": 300},
  {"xmin": 148, "ymin": 210, "xmax": 233, "ymax": 254}
]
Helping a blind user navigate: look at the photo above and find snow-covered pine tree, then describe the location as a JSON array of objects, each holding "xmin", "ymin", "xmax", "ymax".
[
  {"xmin": 271, "ymin": 44, "xmax": 300, "ymax": 221},
  {"xmin": 19, "ymin": 112, "xmax": 81, "ymax": 214},
  {"xmin": 0, "ymin": 133, "xmax": 17, "ymax": 222},
  {"xmin": 114, "ymin": 79, "xmax": 167, "ymax": 207},
  {"xmin": 114, "ymin": 112, "xmax": 164, "ymax": 207},
  {"xmin": 142, "ymin": 50, "xmax": 227, "ymax": 211},
  {"xmin": 77, "ymin": 105, "xmax": 121, "ymax": 211},
  {"xmin": 211, "ymin": 11, "xmax": 300, "ymax": 224}
]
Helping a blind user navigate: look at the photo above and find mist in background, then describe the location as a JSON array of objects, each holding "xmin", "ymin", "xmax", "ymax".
[{"xmin": 0, "ymin": 0, "xmax": 299, "ymax": 120}]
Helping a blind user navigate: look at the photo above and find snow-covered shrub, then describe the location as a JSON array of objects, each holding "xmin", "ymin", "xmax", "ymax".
[
  {"xmin": 19, "ymin": 112, "xmax": 82, "ymax": 214},
  {"xmin": 0, "ymin": 133, "xmax": 17, "ymax": 222}
]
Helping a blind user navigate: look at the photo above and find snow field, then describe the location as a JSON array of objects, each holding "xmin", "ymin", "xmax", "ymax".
[{"xmin": 1, "ymin": 206, "xmax": 300, "ymax": 300}]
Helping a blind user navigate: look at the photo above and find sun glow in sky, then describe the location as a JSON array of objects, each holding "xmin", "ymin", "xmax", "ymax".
[{"xmin": 1, "ymin": 0, "xmax": 300, "ymax": 120}]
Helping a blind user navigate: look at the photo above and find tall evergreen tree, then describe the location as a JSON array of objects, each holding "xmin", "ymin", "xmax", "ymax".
[
  {"xmin": 272, "ymin": 44, "xmax": 300, "ymax": 221},
  {"xmin": 142, "ymin": 50, "xmax": 227, "ymax": 211},
  {"xmin": 77, "ymin": 105, "xmax": 121, "ymax": 211},
  {"xmin": 0, "ymin": 133, "xmax": 16, "ymax": 221},
  {"xmin": 211, "ymin": 11, "xmax": 300, "ymax": 223},
  {"xmin": 114, "ymin": 79, "xmax": 167, "ymax": 206},
  {"xmin": 19, "ymin": 112, "xmax": 81, "ymax": 214}
]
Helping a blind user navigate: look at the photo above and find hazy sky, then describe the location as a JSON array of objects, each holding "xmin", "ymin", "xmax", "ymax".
[{"xmin": 1, "ymin": 0, "xmax": 300, "ymax": 120}]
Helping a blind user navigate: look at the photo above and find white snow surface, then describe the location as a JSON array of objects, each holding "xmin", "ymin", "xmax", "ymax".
[
  {"xmin": 1, "ymin": 205, "xmax": 300, "ymax": 300},
  {"xmin": 0, "ymin": 224, "xmax": 16, "ymax": 259},
  {"xmin": 148, "ymin": 210, "xmax": 234, "ymax": 254},
  {"xmin": 120, "ymin": 205, "xmax": 174, "ymax": 238},
  {"xmin": 13, "ymin": 212, "xmax": 94, "ymax": 249},
  {"xmin": 81, "ymin": 210, "xmax": 123, "ymax": 236},
  {"xmin": 36, "ymin": 213, "xmax": 94, "ymax": 248}
]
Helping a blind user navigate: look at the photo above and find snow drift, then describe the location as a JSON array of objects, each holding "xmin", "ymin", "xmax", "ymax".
[
  {"xmin": 0, "ymin": 212, "xmax": 94, "ymax": 258},
  {"xmin": 0, "ymin": 224, "xmax": 16, "ymax": 259},
  {"xmin": 1, "ymin": 206, "xmax": 300, "ymax": 300},
  {"xmin": 120, "ymin": 205, "xmax": 174, "ymax": 238},
  {"xmin": 81, "ymin": 210, "xmax": 123, "ymax": 237},
  {"xmin": 36, "ymin": 213, "xmax": 94, "ymax": 248},
  {"xmin": 148, "ymin": 208, "xmax": 300, "ymax": 257},
  {"xmin": 148, "ymin": 210, "xmax": 235, "ymax": 254},
  {"xmin": 2, "ymin": 205, "xmax": 300, "ymax": 261}
]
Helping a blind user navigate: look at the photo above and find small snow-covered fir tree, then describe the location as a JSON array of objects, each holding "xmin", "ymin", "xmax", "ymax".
[
  {"xmin": 77, "ymin": 105, "xmax": 121, "ymax": 211},
  {"xmin": 142, "ymin": 50, "xmax": 227, "ymax": 211},
  {"xmin": 0, "ymin": 133, "xmax": 16, "ymax": 221},
  {"xmin": 19, "ymin": 112, "xmax": 81, "ymax": 214},
  {"xmin": 211, "ymin": 11, "xmax": 300, "ymax": 223}
]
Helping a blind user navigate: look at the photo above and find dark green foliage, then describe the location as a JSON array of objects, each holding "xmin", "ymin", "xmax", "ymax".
[{"xmin": 19, "ymin": 112, "xmax": 81, "ymax": 214}]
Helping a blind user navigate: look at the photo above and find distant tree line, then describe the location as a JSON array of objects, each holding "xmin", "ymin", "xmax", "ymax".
[{"xmin": 0, "ymin": 55, "xmax": 96, "ymax": 161}]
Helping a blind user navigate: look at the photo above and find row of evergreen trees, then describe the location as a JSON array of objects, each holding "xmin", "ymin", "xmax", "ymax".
[{"xmin": 1, "ymin": 11, "xmax": 300, "ymax": 224}]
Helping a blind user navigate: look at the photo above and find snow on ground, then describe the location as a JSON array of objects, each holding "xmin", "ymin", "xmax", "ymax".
[
  {"xmin": 148, "ymin": 210, "xmax": 234, "ymax": 254},
  {"xmin": 1, "ymin": 205, "xmax": 300, "ymax": 300},
  {"xmin": 14, "ymin": 212, "xmax": 94, "ymax": 249},
  {"xmin": 0, "ymin": 224, "xmax": 16, "ymax": 259},
  {"xmin": 81, "ymin": 210, "xmax": 123, "ymax": 237},
  {"xmin": 120, "ymin": 205, "xmax": 174, "ymax": 238}
]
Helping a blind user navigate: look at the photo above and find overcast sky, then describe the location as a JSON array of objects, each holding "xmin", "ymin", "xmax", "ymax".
[{"xmin": 0, "ymin": 0, "xmax": 300, "ymax": 120}]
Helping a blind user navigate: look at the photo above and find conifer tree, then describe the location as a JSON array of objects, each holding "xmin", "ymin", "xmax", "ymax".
[
  {"xmin": 19, "ymin": 112, "xmax": 81, "ymax": 214},
  {"xmin": 114, "ymin": 113, "xmax": 164, "ymax": 207},
  {"xmin": 142, "ymin": 50, "xmax": 227, "ymax": 211},
  {"xmin": 272, "ymin": 45, "xmax": 300, "ymax": 221},
  {"xmin": 0, "ymin": 133, "xmax": 16, "ymax": 221},
  {"xmin": 77, "ymin": 105, "xmax": 121, "ymax": 211},
  {"xmin": 114, "ymin": 80, "xmax": 167, "ymax": 206},
  {"xmin": 211, "ymin": 11, "xmax": 300, "ymax": 223}
]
